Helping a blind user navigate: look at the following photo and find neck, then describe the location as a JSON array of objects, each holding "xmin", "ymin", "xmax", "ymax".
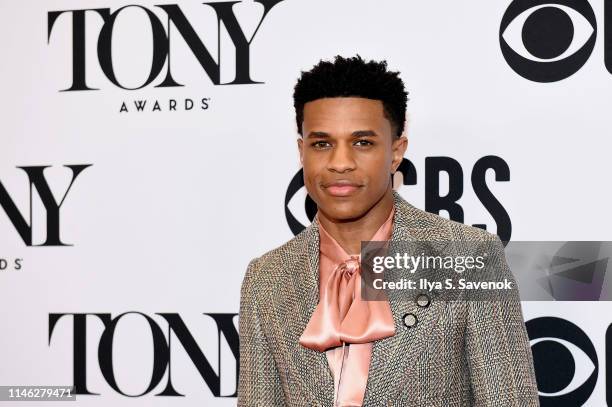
[{"xmin": 316, "ymin": 188, "xmax": 394, "ymax": 255}]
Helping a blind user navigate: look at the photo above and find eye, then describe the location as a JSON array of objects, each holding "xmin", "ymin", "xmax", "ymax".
[
  {"xmin": 530, "ymin": 337, "xmax": 596, "ymax": 396},
  {"xmin": 498, "ymin": 0, "xmax": 597, "ymax": 82},
  {"xmin": 354, "ymin": 139, "xmax": 373, "ymax": 147},
  {"xmin": 501, "ymin": 4, "xmax": 594, "ymax": 62},
  {"xmin": 526, "ymin": 316, "xmax": 598, "ymax": 405},
  {"xmin": 311, "ymin": 140, "xmax": 331, "ymax": 149}
]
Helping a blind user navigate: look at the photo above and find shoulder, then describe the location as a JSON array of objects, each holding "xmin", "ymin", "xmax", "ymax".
[
  {"xmin": 392, "ymin": 190, "xmax": 500, "ymax": 243},
  {"xmin": 247, "ymin": 226, "xmax": 310, "ymax": 271},
  {"xmin": 241, "ymin": 225, "xmax": 312, "ymax": 291},
  {"xmin": 435, "ymin": 212, "xmax": 500, "ymax": 243},
  {"xmin": 399, "ymin": 198, "xmax": 500, "ymax": 244}
]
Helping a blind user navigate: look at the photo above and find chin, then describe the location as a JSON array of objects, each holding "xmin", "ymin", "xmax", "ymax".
[{"xmin": 318, "ymin": 200, "xmax": 368, "ymax": 222}]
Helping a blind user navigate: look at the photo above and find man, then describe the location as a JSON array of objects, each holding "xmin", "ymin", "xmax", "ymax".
[{"xmin": 237, "ymin": 54, "xmax": 539, "ymax": 406}]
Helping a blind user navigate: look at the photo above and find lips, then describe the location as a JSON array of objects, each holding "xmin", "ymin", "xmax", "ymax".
[{"xmin": 322, "ymin": 181, "xmax": 362, "ymax": 197}]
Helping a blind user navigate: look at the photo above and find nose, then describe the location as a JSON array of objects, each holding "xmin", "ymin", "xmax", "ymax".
[{"xmin": 327, "ymin": 142, "xmax": 355, "ymax": 173}]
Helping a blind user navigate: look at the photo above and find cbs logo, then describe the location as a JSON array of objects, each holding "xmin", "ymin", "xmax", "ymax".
[
  {"xmin": 500, "ymin": 0, "xmax": 600, "ymax": 82},
  {"xmin": 527, "ymin": 316, "xmax": 606, "ymax": 406}
]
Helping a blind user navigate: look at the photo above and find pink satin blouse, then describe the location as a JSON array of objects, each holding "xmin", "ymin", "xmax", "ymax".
[{"xmin": 299, "ymin": 207, "xmax": 396, "ymax": 406}]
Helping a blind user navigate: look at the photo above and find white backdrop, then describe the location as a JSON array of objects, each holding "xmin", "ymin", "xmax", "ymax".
[{"xmin": 1, "ymin": 0, "xmax": 611, "ymax": 405}]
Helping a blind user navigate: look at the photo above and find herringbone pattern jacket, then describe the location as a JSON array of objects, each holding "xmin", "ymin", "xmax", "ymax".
[{"xmin": 238, "ymin": 190, "xmax": 540, "ymax": 406}]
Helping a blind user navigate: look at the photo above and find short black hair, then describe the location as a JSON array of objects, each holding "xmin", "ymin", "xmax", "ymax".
[{"xmin": 293, "ymin": 54, "xmax": 408, "ymax": 138}]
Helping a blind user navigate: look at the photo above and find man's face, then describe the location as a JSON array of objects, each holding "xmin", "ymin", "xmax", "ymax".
[{"xmin": 297, "ymin": 97, "xmax": 407, "ymax": 221}]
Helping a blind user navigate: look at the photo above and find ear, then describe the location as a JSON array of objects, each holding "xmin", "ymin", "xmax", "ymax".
[
  {"xmin": 391, "ymin": 135, "xmax": 408, "ymax": 172},
  {"xmin": 297, "ymin": 137, "xmax": 304, "ymax": 166}
]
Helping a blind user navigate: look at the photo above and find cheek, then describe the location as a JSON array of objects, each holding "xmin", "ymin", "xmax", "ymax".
[
  {"xmin": 302, "ymin": 151, "xmax": 324, "ymax": 168},
  {"xmin": 301, "ymin": 160, "xmax": 320, "ymax": 186},
  {"xmin": 359, "ymin": 153, "xmax": 391, "ymax": 179}
]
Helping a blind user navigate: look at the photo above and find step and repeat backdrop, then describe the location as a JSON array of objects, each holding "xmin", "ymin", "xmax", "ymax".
[{"xmin": 1, "ymin": 0, "xmax": 611, "ymax": 405}]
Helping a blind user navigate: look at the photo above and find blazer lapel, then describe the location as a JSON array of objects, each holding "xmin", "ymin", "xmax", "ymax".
[
  {"xmin": 286, "ymin": 217, "xmax": 335, "ymax": 406},
  {"xmin": 362, "ymin": 191, "xmax": 451, "ymax": 404}
]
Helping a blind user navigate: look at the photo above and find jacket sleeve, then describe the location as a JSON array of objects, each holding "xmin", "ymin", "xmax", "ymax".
[
  {"xmin": 464, "ymin": 235, "xmax": 540, "ymax": 406},
  {"xmin": 237, "ymin": 257, "xmax": 287, "ymax": 406}
]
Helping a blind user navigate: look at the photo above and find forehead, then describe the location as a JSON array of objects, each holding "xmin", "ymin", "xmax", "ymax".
[{"xmin": 302, "ymin": 97, "xmax": 389, "ymax": 133}]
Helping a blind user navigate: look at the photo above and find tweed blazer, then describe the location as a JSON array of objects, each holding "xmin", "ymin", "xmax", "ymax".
[{"xmin": 237, "ymin": 190, "xmax": 540, "ymax": 406}]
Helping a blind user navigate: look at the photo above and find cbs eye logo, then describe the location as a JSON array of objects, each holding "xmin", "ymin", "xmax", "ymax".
[
  {"xmin": 527, "ymin": 317, "xmax": 598, "ymax": 406},
  {"xmin": 284, "ymin": 168, "xmax": 318, "ymax": 235},
  {"xmin": 500, "ymin": 0, "xmax": 597, "ymax": 82}
]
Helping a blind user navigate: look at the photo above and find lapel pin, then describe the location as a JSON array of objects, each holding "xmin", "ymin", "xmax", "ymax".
[
  {"xmin": 402, "ymin": 313, "xmax": 418, "ymax": 328},
  {"xmin": 415, "ymin": 293, "xmax": 431, "ymax": 308}
]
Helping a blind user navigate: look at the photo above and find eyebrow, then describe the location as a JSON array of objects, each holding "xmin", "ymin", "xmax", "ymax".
[{"xmin": 306, "ymin": 130, "xmax": 379, "ymax": 138}]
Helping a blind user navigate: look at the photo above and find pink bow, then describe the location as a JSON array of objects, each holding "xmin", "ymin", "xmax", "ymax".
[{"xmin": 299, "ymin": 255, "xmax": 396, "ymax": 352}]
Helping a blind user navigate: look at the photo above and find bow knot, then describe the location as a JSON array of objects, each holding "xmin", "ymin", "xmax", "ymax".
[
  {"xmin": 340, "ymin": 256, "xmax": 360, "ymax": 278},
  {"xmin": 299, "ymin": 255, "xmax": 395, "ymax": 353}
]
